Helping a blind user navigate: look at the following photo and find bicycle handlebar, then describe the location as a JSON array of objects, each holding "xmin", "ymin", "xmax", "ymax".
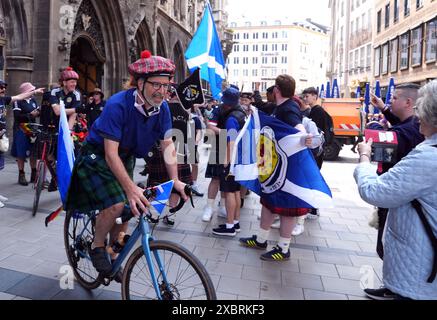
[{"xmin": 115, "ymin": 182, "xmax": 194, "ymax": 225}]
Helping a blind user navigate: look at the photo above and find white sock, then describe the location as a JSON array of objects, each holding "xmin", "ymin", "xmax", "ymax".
[
  {"xmin": 233, "ymin": 220, "xmax": 239, "ymax": 225},
  {"xmin": 297, "ymin": 216, "xmax": 305, "ymax": 225},
  {"xmin": 0, "ymin": 201, "xmax": 4, "ymax": 208},
  {"xmin": 192, "ymin": 180, "xmax": 197, "ymax": 187},
  {"xmin": 226, "ymin": 223, "xmax": 234, "ymax": 229},
  {"xmin": 206, "ymin": 199, "xmax": 215, "ymax": 208},
  {"xmin": 278, "ymin": 237, "xmax": 291, "ymax": 253},
  {"xmin": 257, "ymin": 228, "xmax": 270, "ymax": 244}
]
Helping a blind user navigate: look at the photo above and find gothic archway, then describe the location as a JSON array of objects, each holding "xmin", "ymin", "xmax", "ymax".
[
  {"xmin": 156, "ymin": 28, "xmax": 167, "ymax": 58},
  {"xmin": 132, "ymin": 19, "xmax": 154, "ymax": 62},
  {"xmin": 70, "ymin": 36, "xmax": 104, "ymax": 94},
  {"xmin": 69, "ymin": 0, "xmax": 128, "ymax": 96},
  {"xmin": 173, "ymin": 41, "xmax": 185, "ymax": 84}
]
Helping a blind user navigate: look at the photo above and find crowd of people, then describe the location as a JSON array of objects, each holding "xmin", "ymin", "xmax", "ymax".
[{"xmin": 0, "ymin": 48, "xmax": 436, "ymax": 299}]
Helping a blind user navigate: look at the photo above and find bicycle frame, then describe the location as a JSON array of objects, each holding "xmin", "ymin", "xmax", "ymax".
[{"xmin": 74, "ymin": 211, "xmax": 170, "ymax": 300}]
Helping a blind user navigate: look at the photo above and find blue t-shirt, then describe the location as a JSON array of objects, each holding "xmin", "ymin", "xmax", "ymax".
[
  {"xmin": 87, "ymin": 89, "xmax": 172, "ymax": 158},
  {"xmin": 226, "ymin": 116, "xmax": 240, "ymax": 143},
  {"xmin": 49, "ymin": 88, "xmax": 81, "ymax": 110}
]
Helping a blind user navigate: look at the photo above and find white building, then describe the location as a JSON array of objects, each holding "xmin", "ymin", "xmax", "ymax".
[{"xmin": 227, "ymin": 18, "xmax": 329, "ymax": 94}]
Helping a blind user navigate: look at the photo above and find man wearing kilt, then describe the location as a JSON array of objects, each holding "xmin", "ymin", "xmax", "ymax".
[{"xmin": 65, "ymin": 50, "xmax": 188, "ymax": 277}]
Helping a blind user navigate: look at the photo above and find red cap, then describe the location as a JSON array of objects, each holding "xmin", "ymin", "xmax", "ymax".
[{"xmin": 128, "ymin": 50, "xmax": 175, "ymax": 79}]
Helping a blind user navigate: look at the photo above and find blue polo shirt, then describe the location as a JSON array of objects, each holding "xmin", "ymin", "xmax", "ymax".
[
  {"xmin": 226, "ymin": 116, "xmax": 240, "ymax": 143},
  {"xmin": 87, "ymin": 89, "xmax": 172, "ymax": 158},
  {"xmin": 13, "ymin": 99, "xmax": 39, "ymax": 130}
]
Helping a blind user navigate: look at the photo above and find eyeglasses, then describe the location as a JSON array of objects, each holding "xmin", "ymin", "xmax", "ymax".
[{"xmin": 146, "ymin": 81, "xmax": 171, "ymax": 91}]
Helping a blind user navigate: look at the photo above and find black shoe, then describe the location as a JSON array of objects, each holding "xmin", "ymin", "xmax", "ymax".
[
  {"xmin": 239, "ymin": 235, "xmax": 268, "ymax": 250},
  {"xmin": 191, "ymin": 185, "xmax": 204, "ymax": 197},
  {"xmin": 364, "ymin": 287, "xmax": 397, "ymax": 300},
  {"xmin": 260, "ymin": 245, "xmax": 291, "ymax": 261},
  {"xmin": 48, "ymin": 179, "xmax": 58, "ymax": 192},
  {"xmin": 30, "ymin": 169, "xmax": 37, "ymax": 184},
  {"xmin": 89, "ymin": 247, "xmax": 112, "ymax": 276},
  {"xmin": 18, "ymin": 173, "xmax": 28, "ymax": 186},
  {"xmin": 212, "ymin": 225, "xmax": 236, "ymax": 237},
  {"xmin": 163, "ymin": 216, "xmax": 175, "ymax": 226},
  {"xmin": 219, "ymin": 223, "xmax": 240, "ymax": 232}
]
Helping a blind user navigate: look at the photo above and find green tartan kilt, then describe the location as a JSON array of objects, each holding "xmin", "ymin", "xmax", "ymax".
[{"xmin": 65, "ymin": 143, "xmax": 135, "ymax": 212}]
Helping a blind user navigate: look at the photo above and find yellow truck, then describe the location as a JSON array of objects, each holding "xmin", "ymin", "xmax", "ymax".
[{"xmin": 321, "ymin": 98, "xmax": 366, "ymax": 160}]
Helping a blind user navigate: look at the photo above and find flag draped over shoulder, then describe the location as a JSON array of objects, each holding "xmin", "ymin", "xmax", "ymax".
[
  {"xmin": 57, "ymin": 102, "xmax": 75, "ymax": 206},
  {"xmin": 185, "ymin": 3, "xmax": 225, "ymax": 100},
  {"xmin": 176, "ymin": 68, "xmax": 205, "ymax": 110},
  {"xmin": 230, "ymin": 108, "xmax": 333, "ymax": 209}
]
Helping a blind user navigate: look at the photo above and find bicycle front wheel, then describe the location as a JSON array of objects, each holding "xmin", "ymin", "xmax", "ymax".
[
  {"xmin": 32, "ymin": 161, "xmax": 46, "ymax": 217},
  {"xmin": 122, "ymin": 240, "xmax": 216, "ymax": 300}
]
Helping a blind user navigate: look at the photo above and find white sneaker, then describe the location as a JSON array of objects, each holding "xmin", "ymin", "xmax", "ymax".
[
  {"xmin": 0, "ymin": 201, "xmax": 4, "ymax": 208},
  {"xmin": 202, "ymin": 206, "xmax": 213, "ymax": 222},
  {"xmin": 217, "ymin": 206, "xmax": 227, "ymax": 218},
  {"xmin": 0, "ymin": 195, "xmax": 8, "ymax": 202},
  {"xmin": 292, "ymin": 224, "xmax": 305, "ymax": 236},
  {"xmin": 271, "ymin": 220, "xmax": 280, "ymax": 229}
]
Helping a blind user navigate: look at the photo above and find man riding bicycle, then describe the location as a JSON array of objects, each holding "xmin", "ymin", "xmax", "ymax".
[{"xmin": 65, "ymin": 50, "xmax": 188, "ymax": 277}]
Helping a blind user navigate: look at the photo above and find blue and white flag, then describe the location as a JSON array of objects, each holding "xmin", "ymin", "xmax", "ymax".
[
  {"xmin": 356, "ymin": 86, "xmax": 361, "ymax": 99},
  {"xmin": 385, "ymin": 78, "xmax": 395, "ymax": 109},
  {"xmin": 230, "ymin": 108, "xmax": 333, "ymax": 209},
  {"xmin": 364, "ymin": 83, "xmax": 370, "ymax": 114},
  {"xmin": 326, "ymin": 81, "xmax": 332, "ymax": 98},
  {"xmin": 185, "ymin": 3, "xmax": 225, "ymax": 100},
  {"xmin": 57, "ymin": 102, "xmax": 75, "ymax": 206},
  {"xmin": 319, "ymin": 84, "xmax": 325, "ymax": 99},
  {"xmin": 374, "ymin": 81, "xmax": 381, "ymax": 114},
  {"xmin": 332, "ymin": 79, "xmax": 340, "ymax": 98},
  {"xmin": 150, "ymin": 180, "xmax": 174, "ymax": 215}
]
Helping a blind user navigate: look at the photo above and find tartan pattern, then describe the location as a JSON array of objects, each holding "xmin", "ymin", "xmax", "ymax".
[
  {"xmin": 128, "ymin": 56, "xmax": 175, "ymax": 78},
  {"xmin": 146, "ymin": 145, "xmax": 192, "ymax": 187},
  {"xmin": 66, "ymin": 143, "xmax": 134, "ymax": 212},
  {"xmin": 261, "ymin": 198, "xmax": 309, "ymax": 217}
]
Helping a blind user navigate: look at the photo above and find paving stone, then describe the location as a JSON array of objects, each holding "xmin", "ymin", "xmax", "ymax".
[
  {"xmin": 321, "ymin": 276, "xmax": 366, "ymax": 297},
  {"xmin": 217, "ymin": 276, "xmax": 260, "ymax": 298},
  {"xmin": 226, "ymin": 250, "xmax": 263, "ymax": 268},
  {"xmin": 260, "ymin": 282, "xmax": 304, "ymax": 300},
  {"xmin": 0, "ymin": 254, "xmax": 44, "ymax": 273},
  {"xmin": 0, "ymin": 268, "xmax": 29, "ymax": 291},
  {"xmin": 314, "ymin": 251, "xmax": 352, "ymax": 266},
  {"xmin": 182, "ymin": 234, "xmax": 216, "ymax": 248},
  {"xmin": 0, "ymin": 292, "xmax": 16, "ymax": 300},
  {"xmin": 326, "ymin": 239, "xmax": 361, "ymax": 251},
  {"xmin": 303, "ymin": 289, "xmax": 348, "ymax": 300},
  {"xmin": 337, "ymin": 231, "xmax": 373, "ymax": 242},
  {"xmin": 193, "ymin": 246, "xmax": 228, "ymax": 263},
  {"xmin": 6, "ymin": 275, "xmax": 62, "ymax": 300},
  {"xmin": 281, "ymin": 271, "xmax": 324, "ymax": 291},
  {"xmin": 205, "ymin": 260, "xmax": 243, "ymax": 279},
  {"xmin": 299, "ymin": 260, "xmax": 339, "ymax": 278},
  {"xmin": 242, "ymin": 266, "xmax": 282, "ymax": 284}
]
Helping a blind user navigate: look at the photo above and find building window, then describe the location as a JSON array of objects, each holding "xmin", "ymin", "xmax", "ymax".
[
  {"xmin": 272, "ymin": 32, "xmax": 278, "ymax": 39},
  {"xmin": 272, "ymin": 57, "xmax": 278, "ymax": 64},
  {"xmin": 385, "ymin": 4, "xmax": 390, "ymax": 29},
  {"xmin": 262, "ymin": 44, "xmax": 268, "ymax": 51},
  {"xmin": 404, "ymin": 0, "xmax": 410, "ymax": 17},
  {"xmin": 230, "ymin": 22, "xmax": 237, "ymax": 28},
  {"xmin": 425, "ymin": 18, "xmax": 437, "ymax": 62},
  {"xmin": 341, "ymin": 1, "xmax": 344, "ymax": 17},
  {"xmin": 262, "ymin": 57, "xmax": 268, "ymax": 64},
  {"xmin": 360, "ymin": 47, "xmax": 365, "ymax": 71},
  {"xmin": 282, "ymin": 31, "xmax": 288, "ymax": 38},
  {"xmin": 245, "ymin": 22, "xmax": 251, "ymax": 27},
  {"xmin": 377, "ymin": 10, "xmax": 382, "ymax": 33},
  {"xmin": 349, "ymin": 51, "xmax": 354, "ymax": 72},
  {"xmin": 253, "ymin": 44, "xmax": 258, "ymax": 51},
  {"xmin": 281, "ymin": 56, "xmax": 288, "ymax": 64},
  {"xmin": 354, "ymin": 50, "xmax": 359, "ymax": 72},
  {"xmin": 367, "ymin": 44, "xmax": 372, "ymax": 68},
  {"xmin": 394, "ymin": 0, "xmax": 399, "ymax": 22},
  {"xmin": 253, "ymin": 57, "xmax": 258, "ymax": 64},
  {"xmin": 243, "ymin": 45, "xmax": 249, "ymax": 52},
  {"xmin": 243, "ymin": 33, "xmax": 249, "ymax": 39},
  {"xmin": 390, "ymin": 38, "xmax": 399, "ymax": 72},
  {"xmin": 416, "ymin": 0, "xmax": 423, "ymax": 10},
  {"xmin": 271, "ymin": 69, "xmax": 277, "ymax": 77},
  {"xmin": 272, "ymin": 44, "xmax": 278, "ymax": 51},
  {"xmin": 234, "ymin": 57, "xmax": 239, "ymax": 64},
  {"xmin": 400, "ymin": 32, "xmax": 410, "ymax": 69},
  {"xmin": 351, "ymin": 21, "xmax": 355, "ymax": 34},
  {"xmin": 374, "ymin": 47, "xmax": 381, "ymax": 76},
  {"xmin": 262, "ymin": 32, "xmax": 268, "ymax": 39},
  {"xmin": 382, "ymin": 42, "xmax": 389, "ymax": 74},
  {"xmin": 234, "ymin": 45, "xmax": 239, "ymax": 52},
  {"xmin": 362, "ymin": 13, "xmax": 367, "ymax": 29},
  {"xmin": 243, "ymin": 69, "xmax": 249, "ymax": 77},
  {"xmin": 261, "ymin": 69, "xmax": 267, "ymax": 77},
  {"xmin": 252, "ymin": 69, "xmax": 258, "ymax": 76},
  {"xmin": 282, "ymin": 44, "xmax": 288, "ymax": 51},
  {"xmin": 243, "ymin": 57, "xmax": 249, "ymax": 64},
  {"xmin": 253, "ymin": 33, "xmax": 259, "ymax": 39},
  {"xmin": 233, "ymin": 69, "xmax": 239, "ymax": 77},
  {"xmin": 411, "ymin": 26, "xmax": 423, "ymax": 66},
  {"xmin": 261, "ymin": 21, "xmax": 267, "ymax": 26}
]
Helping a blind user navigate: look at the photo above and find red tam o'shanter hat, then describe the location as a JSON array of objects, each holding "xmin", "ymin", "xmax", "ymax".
[{"xmin": 128, "ymin": 50, "xmax": 175, "ymax": 79}]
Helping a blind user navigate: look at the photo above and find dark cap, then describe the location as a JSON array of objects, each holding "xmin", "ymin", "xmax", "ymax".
[
  {"xmin": 0, "ymin": 80, "xmax": 8, "ymax": 87},
  {"xmin": 221, "ymin": 87, "xmax": 240, "ymax": 107}
]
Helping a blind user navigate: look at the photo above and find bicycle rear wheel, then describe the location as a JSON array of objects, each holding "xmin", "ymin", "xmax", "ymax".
[
  {"xmin": 64, "ymin": 210, "xmax": 101, "ymax": 290},
  {"xmin": 32, "ymin": 161, "xmax": 46, "ymax": 217},
  {"xmin": 121, "ymin": 240, "xmax": 216, "ymax": 300}
]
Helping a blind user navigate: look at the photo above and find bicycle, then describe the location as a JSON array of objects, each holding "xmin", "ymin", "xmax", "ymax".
[
  {"xmin": 25, "ymin": 123, "xmax": 58, "ymax": 217},
  {"xmin": 64, "ymin": 181, "xmax": 217, "ymax": 300}
]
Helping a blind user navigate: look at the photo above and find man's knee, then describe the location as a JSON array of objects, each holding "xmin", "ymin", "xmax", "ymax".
[{"xmin": 100, "ymin": 203, "xmax": 124, "ymax": 219}]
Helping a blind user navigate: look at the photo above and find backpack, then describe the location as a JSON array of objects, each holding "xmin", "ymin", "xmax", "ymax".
[{"xmin": 302, "ymin": 117, "xmax": 325, "ymax": 157}]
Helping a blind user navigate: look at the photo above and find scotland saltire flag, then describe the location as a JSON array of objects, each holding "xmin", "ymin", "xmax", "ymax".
[
  {"xmin": 57, "ymin": 102, "xmax": 75, "ymax": 206},
  {"xmin": 230, "ymin": 108, "xmax": 333, "ymax": 209},
  {"xmin": 332, "ymin": 79, "xmax": 340, "ymax": 98},
  {"xmin": 185, "ymin": 3, "xmax": 225, "ymax": 100},
  {"xmin": 385, "ymin": 78, "xmax": 395, "ymax": 109},
  {"xmin": 150, "ymin": 181, "xmax": 174, "ymax": 215}
]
